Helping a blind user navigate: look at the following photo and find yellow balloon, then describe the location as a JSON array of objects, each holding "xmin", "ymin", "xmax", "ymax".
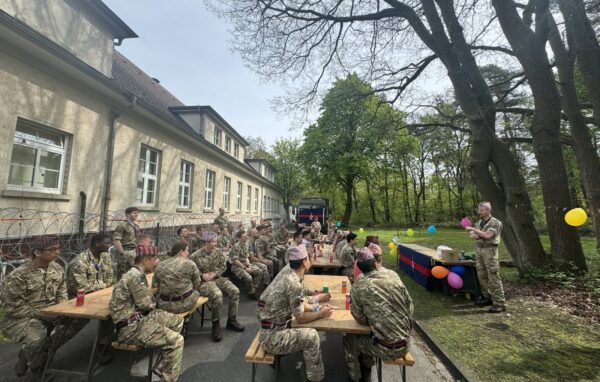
[
  {"xmin": 565, "ymin": 208, "xmax": 587, "ymax": 227},
  {"xmin": 359, "ymin": 227, "xmax": 365, "ymax": 234},
  {"xmin": 388, "ymin": 242, "xmax": 397, "ymax": 250},
  {"xmin": 406, "ymin": 229, "xmax": 415, "ymax": 237}
]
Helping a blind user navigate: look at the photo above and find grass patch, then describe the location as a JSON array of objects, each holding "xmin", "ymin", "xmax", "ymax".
[{"xmin": 362, "ymin": 228, "xmax": 600, "ymax": 382}]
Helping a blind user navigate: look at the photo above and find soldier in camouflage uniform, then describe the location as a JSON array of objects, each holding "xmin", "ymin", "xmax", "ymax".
[
  {"xmin": 257, "ymin": 246, "xmax": 332, "ymax": 382},
  {"xmin": 273, "ymin": 223, "xmax": 290, "ymax": 262},
  {"xmin": 230, "ymin": 230, "xmax": 264, "ymax": 297},
  {"xmin": 1, "ymin": 236, "xmax": 81, "ymax": 378},
  {"xmin": 113, "ymin": 206, "xmax": 140, "ymax": 280},
  {"xmin": 213, "ymin": 208, "xmax": 230, "ymax": 230},
  {"xmin": 154, "ymin": 241, "xmax": 201, "ymax": 314},
  {"xmin": 466, "ymin": 202, "xmax": 506, "ymax": 313},
  {"xmin": 256, "ymin": 225, "xmax": 282, "ymax": 275},
  {"xmin": 285, "ymin": 231, "xmax": 305, "ymax": 264},
  {"xmin": 110, "ymin": 245, "xmax": 184, "ymax": 381},
  {"xmin": 67, "ymin": 233, "xmax": 114, "ymax": 298},
  {"xmin": 217, "ymin": 227, "xmax": 233, "ymax": 250},
  {"xmin": 189, "ymin": 231, "xmax": 244, "ymax": 342},
  {"xmin": 248, "ymin": 228, "xmax": 274, "ymax": 280},
  {"xmin": 189, "ymin": 226, "xmax": 205, "ymax": 253},
  {"xmin": 334, "ymin": 231, "xmax": 347, "ymax": 259},
  {"xmin": 344, "ymin": 248, "xmax": 413, "ymax": 382},
  {"xmin": 340, "ymin": 232, "xmax": 358, "ymax": 279}
]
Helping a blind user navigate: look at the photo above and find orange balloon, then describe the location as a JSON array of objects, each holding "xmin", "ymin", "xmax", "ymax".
[{"xmin": 431, "ymin": 266, "xmax": 449, "ymax": 279}]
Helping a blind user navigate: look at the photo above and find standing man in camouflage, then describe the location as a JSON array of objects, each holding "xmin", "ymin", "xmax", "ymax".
[
  {"xmin": 257, "ymin": 246, "xmax": 333, "ymax": 382},
  {"xmin": 256, "ymin": 225, "xmax": 281, "ymax": 276},
  {"xmin": 344, "ymin": 248, "xmax": 413, "ymax": 382},
  {"xmin": 466, "ymin": 201, "xmax": 506, "ymax": 313},
  {"xmin": 1, "ymin": 236, "xmax": 80, "ymax": 378},
  {"xmin": 340, "ymin": 232, "xmax": 358, "ymax": 279},
  {"xmin": 230, "ymin": 230, "xmax": 264, "ymax": 297},
  {"xmin": 154, "ymin": 241, "xmax": 201, "ymax": 314},
  {"xmin": 213, "ymin": 207, "xmax": 230, "ymax": 231},
  {"xmin": 113, "ymin": 206, "xmax": 140, "ymax": 280},
  {"xmin": 110, "ymin": 245, "xmax": 184, "ymax": 381},
  {"xmin": 190, "ymin": 231, "xmax": 244, "ymax": 342}
]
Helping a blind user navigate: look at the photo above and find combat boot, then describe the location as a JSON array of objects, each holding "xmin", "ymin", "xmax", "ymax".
[
  {"xmin": 474, "ymin": 296, "xmax": 493, "ymax": 306},
  {"xmin": 211, "ymin": 320, "xmax": 222, "ymax": 342},
  {"xmin": 489, "ymin": 305, "xmax": 507, "ymax": 313},
  {"xmin": 14, "ymin": 350, "xmax": 27, "ymax": 377},
  {"xmin": 360, "ymin": 366, "xmax": 372, "ymax": 382},
  {"xmin": 226, "ymin": 316, "xmax": 245, "ymax": 332}
]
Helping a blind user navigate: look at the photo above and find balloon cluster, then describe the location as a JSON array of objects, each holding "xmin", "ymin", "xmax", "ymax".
[
  {"xmin": 388, "ymin": 242, "xmax": 397, "ymax": 256},
  {"xmin": 431, "ymin": 265, "xmax": 466, "ymax": 289}
]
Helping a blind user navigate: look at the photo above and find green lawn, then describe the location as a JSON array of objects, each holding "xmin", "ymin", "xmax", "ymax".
[{"xmin": 354, "ymin": 227, "xmax": 600, "ymax": 382}]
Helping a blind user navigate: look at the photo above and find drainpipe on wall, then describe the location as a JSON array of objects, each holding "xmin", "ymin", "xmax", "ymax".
[{"xmin": 99, "ymin": 96, "xmax": 137, "ymax": 232}]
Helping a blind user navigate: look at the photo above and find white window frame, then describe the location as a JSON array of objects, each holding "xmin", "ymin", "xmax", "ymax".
[
  {"xmin": 246, "ymin": 185, "xmax": 252, "ymax": 212},
  {"xmin": 225, "ymin": 136, "xmax": 232, "ymax": 153},
  {"xmin": 234, "ymin": 143, "xmax": 239, "ymax": 158},
  {"xmin": 137, "ymin": 145, "xmax": 161, "ymax": 206},
  {"xmin": 255, "ymin": 188, "xmax": 259, "ymax": 212},
  {"xmin": 204, "ymin": 170, "xmax": 215, "ymax": 210},
  {"xmin": 178, "ymin": 160, "xmax": 193, "ymax": 208},
  {"xmin": 214, "ymin": 128, "xmax": 222, "ymax": 147},
  {"xmin": 223, "ymin": 176, "xmax": 231, "ymax": 210},
  {"xmin": 8, "ymin": 119, "xmax": 68, "ymax": 194},
  {"xmin": 236, "ymin": 181, "xmax": 243, "ymax": 211}
]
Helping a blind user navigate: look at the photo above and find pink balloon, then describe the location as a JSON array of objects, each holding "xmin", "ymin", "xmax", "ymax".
[
  {"xmin": 460, "ymin": 217, "xmax": 472, "ymax": 228},
  {"xmin": 447, "ymin": 272, "xmax": 464, "ymax": 289}
]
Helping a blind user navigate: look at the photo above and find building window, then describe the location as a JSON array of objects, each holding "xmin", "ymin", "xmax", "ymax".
[
  {"xmin": 236, "ymin": 181, "xmax": 243, "ymax": 211},
  {"xmin": 263, "ymin": 195, "xmax": 267, "ymax": 212},
  {"xmin": 204, "ymin": 170, "xmax": 215, "ymax": 209},
  {"xmin": 178, "ymin": 161, "xmax": 193, "ymax": 208},
  {"xmin": 255, "ymin": 188, "xmax": 259, "ymax": 212},
  {"xmin": 137, "ymin": 146, "xmax": 160, "ymax": 206},
  {"xmin": 234, "ymin": 143, "xmax": 239, "ymax": 158},
  {"xmin": 8, "ymin": 119, "xmax": 68, "ymax": 193},
  {"xmin": 246, "ymin": 185, "xmax": 251, "ymax": 212},
  {"xmin": 223, "ymin": 176, "xmax": 231, "ymax": 210},
  {"xmin": 214, "ymin": 128, "xmax": 222, "ymax": 147},
  {"xmin": 225, "ymin": 137, "xmax": 231, "ymax": 153}
]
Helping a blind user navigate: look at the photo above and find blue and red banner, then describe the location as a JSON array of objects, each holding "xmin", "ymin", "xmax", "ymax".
[{"xmin": 397, "ymin": 244, "xmax": 433, "ymax": 288}]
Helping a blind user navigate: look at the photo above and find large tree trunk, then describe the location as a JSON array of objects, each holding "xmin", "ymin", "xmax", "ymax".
[
  {"xmin": 557, "ymin": 0, "xmax": 600, "ymax": 255},
  {"xmin": 342, "ymin": 180, "xmax": 353, "ymax": 226},
  {"xmin": 365, "ymin": 180, "xmax": 378, "ymax": 224},
  {"xmin": 492, "ymin": 0, "xmax": 587, "ymax": 272}
]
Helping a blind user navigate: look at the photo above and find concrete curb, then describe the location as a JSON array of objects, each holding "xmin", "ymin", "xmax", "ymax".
[{"xmin": 413, "ymin": 319, "xmax": 480, "ymax": 382}]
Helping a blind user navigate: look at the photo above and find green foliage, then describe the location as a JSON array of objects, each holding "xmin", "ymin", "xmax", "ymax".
[{"xmin": 271, "ymin": 138, "xmax": 307, "ymax": 212}]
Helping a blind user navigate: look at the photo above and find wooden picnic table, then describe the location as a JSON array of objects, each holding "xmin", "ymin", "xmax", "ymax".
[
  {"xmin": 310, "ymin": 244, "xmax": 342, "ymax": 270},
  {"xmin": 293, "ymin": 275, "xmax": 370, "ymax": 334}
]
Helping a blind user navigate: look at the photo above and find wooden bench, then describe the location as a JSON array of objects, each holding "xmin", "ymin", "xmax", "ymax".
[
  {"xmin": 245, "ymin": 332, "xmax": 279, "ymax": 382},
  {"xmin": 376, "ymin": 352, "xmax": 415, "ymax": 382},
  {"xmin": 177, "ymin": 296, "xmax": 209, "ymax": 337}
]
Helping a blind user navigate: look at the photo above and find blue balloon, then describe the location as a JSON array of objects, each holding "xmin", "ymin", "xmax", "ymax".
[
  {"xmin": 336, "ymin": 221, "xmax": 342, "ymax": 227},
  {"xmin": 449, "ymin": 265, "xmax": 465, "ymax": 277},
  {"xmin": 427, "ymin": 225, "xmax": 436, "ymax": 235}
]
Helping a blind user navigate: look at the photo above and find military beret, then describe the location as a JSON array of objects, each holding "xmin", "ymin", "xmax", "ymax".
[
  {"xmin": 356, "ymin": 247, "xmax": 375, "ymax": 263},
  {"xmin": 288, "ymin": 246, "xmax": 308, "ymax": 261},
  {"xmin": 136, "ymin": 245, "xmax": 158, "ymax": 257},
  {"xmin": 32, "ymin": 235, "xmax": 60, "ymax": 250},
  {"xmin": 202, "ymin": 230, "xmax": 218, "ymax": 242}
]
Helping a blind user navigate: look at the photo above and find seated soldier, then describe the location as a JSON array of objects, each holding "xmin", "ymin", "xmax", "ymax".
[
  {"xmin": 255, "ymin": 225, "xmax": 281, "ymax": 276},
  {"xmin": 1, "ymin": 236, "xmax": 82, "ymax": 378},
  {"xmin": 109, "ymin": 245, "xmax": 184, "ymax": 380},
  {"xmin": 335, "ymin": 231, "xmax": 347, "ymax": 258},
  {"xmin": 257, "ymin": 246, "xmax": 333, "ymax": 382},
  {"xmin": 190, "ymin": 231, "xmax": 244, "ymax": 342},
  {"xmin": 176, "ymin": 227, "xmax": 193, "ymax": 252},
  {"xmin": 340, "ymin": 232, "xmax": 358, "ymax": 279},
  {"xmin": 230, "ymin": 230, "xmax": 264, "ymax": 298},
  {"xmin": 285, "ymin": 230, "xmax": 304, "ymax": 264},
  {"xmin": 217, "ymin": 227, "xmax": 233, "ymax": 250},
  {"xmin": 154, "ymin": 241, "xmax": 201, "ymax": 314},
  {"xmin": 273, "ymin": 222, "xmax": 290, "ymax": 262},
  {"xmin": 248, "ymin": 228, "xmax": 274, "ymax": 280},
  {"xmin": 343, "ymin": 248, "xmax": 413, "ymax": 382}
]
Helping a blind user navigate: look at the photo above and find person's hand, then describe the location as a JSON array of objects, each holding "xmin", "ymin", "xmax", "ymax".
[
  {"xmin": 465, "ymin": 227, "xmax": 475, "ymax": 231},
  {"xmin": 318, "ymin": 293, "xmax": 331, "ymax": 302},
  {"xmin": 320, "ymin": 305, "xmax": 334, "ymax": 318},
  {"xmin": 202, "ymin": 273, "xmax": 213, "ymax": 282},
  {"xmin": 469, "ymin": 232, "xmax": 478, "ymax": 240}
]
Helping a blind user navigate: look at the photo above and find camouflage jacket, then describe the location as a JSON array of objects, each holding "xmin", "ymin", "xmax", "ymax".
[
  {"xmin": 475, "ymin": 216, "xmax": 503, "ymax": 246},
  {"xmin": 1, "ymin": 260, "xmax": 67, "ymax": 325},
  {"xmin": 67, "ymin": 249, "xmax": 113, "ymax": 298},
  {"xmin": 154, "ymin": 255, "xmax": 201, "ymax": 297},
  {"xmin": 257, "ymin": 267, "xmax": 305, "ymax": 325},
  {"xmin": 189, "ymin": 236, "xmax": 204, "ymax": 253},
  {"xmin": 109, "ymin": 266, "xmax": 154, "ymax": 323},
  {"xmin": 230, "ymin": 241, "xmax": 251, "ymax": 267},
  {"xmin": 274, "ymin": 230, "xmax": 289, "ymax": 245},
  {"xmin": 351, "ymin": 269, "xmax": 414, "ymax": 343},
  {"xmin": 189, "ymin": 247, "xmax": 226, "ymax": 278},
  {"xmin": 335, "ymin": 241, "xmax": 347, "ymax": 259},
  {"xmin": 113, "ymin": 221, "xmax": 139, "ymax": 248},
  {"xmin": 213, "ymin": 215, "xmax": 230, "ymax": 230},
  {"xmin": 340, "ymin": 244, "xmax": 356, "ymax": 267},
  {"xmin": 254, "ymin": 236, "xmax": 271, "ymax": 256},
  {"xmin": 217, "ymin": 234, "xmax": 232, "ymax": 249}
]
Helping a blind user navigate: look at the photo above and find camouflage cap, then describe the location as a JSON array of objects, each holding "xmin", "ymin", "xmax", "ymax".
[
  {"xmin": 136, "ymin": 245, "xmax": 158, "ymax": 257},
  {"xmin": 356, "ymin": 247, "xmax": 375, "ymax": 263},
  {"xmin": 288, "ymin": 246, "xmax": 308, "ymax": 261},
  {"xmin": 202, "ymin": 231, "xmax": 218, "ymax": 242},
  {"xmin": 32, "ymin": 235, "xmax": 60, "ymax": 250}
]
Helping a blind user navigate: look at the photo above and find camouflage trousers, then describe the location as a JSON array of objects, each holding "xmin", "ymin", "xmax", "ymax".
[
  {"xmin": 264, "ymin": 252, "xmax": 282, "ymax": 275},
  {"xmin": 117, "ymin": 310, "xmax": 184, "ymax": 382},
  {"xmin": 198, "ymin": 277, "xmax": 240, "ymax": 321},
  {"xmin": 274, "ymin": 245, "xmax": 287, "ymax": 262},
  {"xmin": 251, "ymin": 260, "xmax": 271, "ymax": 284},
  {"xmin": 260, "ymin": 328, "xmax": 324, "ymax": 382},
  {"xmin": 475, "ymin": 246, "xmax": 506, "ymax": 306},
  {"xmin": 2, "ymin": 317, "xmax": 84, "ymax": 373},
  {"xmin": 343, "ymin": 334, "xmax": 408, "ymax": 382},
  {"xmin": 232, "ymin": 264, "xmax": 263, "ymax": 294},
  {"xmin": 116, "ymin": 249, "xmax": 136, "ymax": 281}
]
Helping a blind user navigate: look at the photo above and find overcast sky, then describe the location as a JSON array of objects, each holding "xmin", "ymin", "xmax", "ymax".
[{"xmin": 104, "ymin": 0, "xmax": 302, "ymax": 146}]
